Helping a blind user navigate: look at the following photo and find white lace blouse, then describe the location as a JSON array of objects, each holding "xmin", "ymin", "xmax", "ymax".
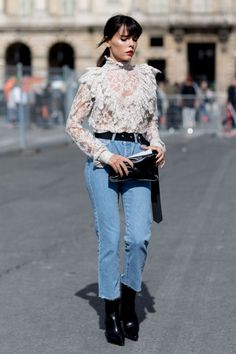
[{"xmin": 66, "ymin": 57, "xmax": 166, "ymax": 167}]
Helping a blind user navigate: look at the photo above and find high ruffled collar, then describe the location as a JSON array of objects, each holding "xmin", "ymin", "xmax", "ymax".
[{"xmin": 104, "ymin": 56, "xmax": 134, "ymax": 70}]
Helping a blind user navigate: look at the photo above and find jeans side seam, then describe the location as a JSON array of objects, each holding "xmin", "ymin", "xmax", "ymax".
[
  {"xmin": 121, "ymin": 191, "xmax": 131, "ymax": 285},
  {"xmin": 85, "ymin": 163, "xmax": 101, "ymax": 238}
]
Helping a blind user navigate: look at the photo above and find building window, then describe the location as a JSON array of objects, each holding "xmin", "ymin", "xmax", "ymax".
[
  {"xmin": 219, "ymin": 0, "xmax": 234, "ymax": 12},
  {"xmin": 49, "ymin": 0, "xmax": 75, "ymax": 16},
  {"xmin": 5, "ymin": 0, "xmax": 33, "ymax": 16},
  {"xmin": 48, "ymin": 42, "xmax": 75, "ymax": 79},
  {"xmin": 174, "ymin": 0, "xmax": 186, "ymax": 12},
  {"xmin": 148, "ymin": 59, "xmax": 166, "ymax": 81},
  {"xmin": 192, "ymin": 0, "xmax": 214, "ymax": 12},
  {"xmin": 5, "ymin": 42, "xmax": 32, "ymax": 77},
  {"xmin": 148, "ymin": 0, "xmax": 169, "ymax": 13},
  {"xmin": 20, "ymin": 0, "xmax": 33, "ymax": 16},
  {"xmin": 62, "ymin": 0, "xmax": 75, "ymax": 15},
  {"xmin": 150, "ymin": 37, "xmax": 164, "ymax": 47}
]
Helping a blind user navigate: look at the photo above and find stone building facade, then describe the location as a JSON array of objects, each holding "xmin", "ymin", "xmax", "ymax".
[{"xmin": 0, "ymin": 0, "xmax": 236, "ymax": 91}]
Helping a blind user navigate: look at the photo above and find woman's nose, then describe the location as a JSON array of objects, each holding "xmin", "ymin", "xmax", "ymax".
[{"xmin": 128, "ymin": 38, "xmax": 135, "ymax": 47}]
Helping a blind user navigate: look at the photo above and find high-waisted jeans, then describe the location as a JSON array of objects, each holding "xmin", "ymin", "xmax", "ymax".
[{"xmin": 84, "ymin": 139, "xmax": 152, "ymax": 300}]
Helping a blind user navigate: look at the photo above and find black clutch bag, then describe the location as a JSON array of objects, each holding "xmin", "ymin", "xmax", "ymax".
[
  {"xmin": 109, "ymin": 151, "xmax": 158, "ymax": 182},
  {"xmin": 108, "ymin": 150, "xmax": 163, "ymax": 224}
]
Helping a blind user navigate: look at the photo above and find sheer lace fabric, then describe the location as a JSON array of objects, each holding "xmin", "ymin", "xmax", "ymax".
[{"xmin": 66, "ymin": 57, "xmax": 166, "ymax": 167}]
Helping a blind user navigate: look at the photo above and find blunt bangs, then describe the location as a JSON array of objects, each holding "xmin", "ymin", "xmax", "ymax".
[{"xmin": 121, "ymin": 17, "xmax": 143, "ymax": 40}]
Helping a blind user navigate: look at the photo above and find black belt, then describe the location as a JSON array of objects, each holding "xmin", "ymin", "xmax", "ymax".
[{"xmin": 94, "ymin": 132, "xmax": 149, "ymax": 145}]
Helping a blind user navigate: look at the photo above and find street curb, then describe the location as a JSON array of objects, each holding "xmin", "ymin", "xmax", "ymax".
[
  {"xmin": 0, "ymin": 129, "xmax": 227, "ymax": 159},
  {"xmin": 0, "ymin": 139, "xmax": 71, "ymax": 158}
]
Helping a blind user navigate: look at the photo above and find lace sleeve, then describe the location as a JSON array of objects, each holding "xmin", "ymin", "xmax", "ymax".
[
  {"xmin": 144, "ymin": 112, "xmax": 166, "ymax": 152},
  {"xmin": 65, "ymin": 81, "xmax": 113, "ymax": 165},
  {"xmin": 142, "ymin": 65, "xmax": 166, "ymax": 151}
]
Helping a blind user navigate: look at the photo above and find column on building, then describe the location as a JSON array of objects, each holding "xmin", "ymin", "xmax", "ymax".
[
  {"xmin": 73, "ymin": 30, "xmax": 97, "ymax": 70},
  {"xmin": 0, "ymin": 0, "xmax": 4, "ymax": 13},
  {"xmin": 0, "ymin": 0, "xmax": 5, "ymax": 71},
  {"xmin": 32, "ymin": 1, "xmax": 50, "ymax": 77},
  {"xmin": 31, "ymin": 35, "xmax": 49, "ymax": 80},
  {"xmin": 34, "ymin": 0, "xmax": 47, "ymax": 15},
  {"xmin": 77, "ymin": 0, "xmax": 90, "ymax": 11},
  {"xmin": 216, "ymin": 30, "xmax": 235, "ymax": 94},
  {"xmin": 167, "ymin": 29, "xmax": 187, "ymax": 85}
]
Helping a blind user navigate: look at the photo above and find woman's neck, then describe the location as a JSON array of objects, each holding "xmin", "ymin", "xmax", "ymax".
[{"xmin": 105, "ymin": 56, "xmax": 133, "ymax": 70}]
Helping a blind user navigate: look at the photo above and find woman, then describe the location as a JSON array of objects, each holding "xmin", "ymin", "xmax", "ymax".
[{"xmin": 66, "ymin": 14, "xmax": 166, "ymax": 346}]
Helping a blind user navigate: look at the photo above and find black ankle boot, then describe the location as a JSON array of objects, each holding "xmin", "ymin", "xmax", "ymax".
[
  {"xmin": 104, "ymin": 299, "xmax": 125, "ymax": 346},
  {"xmin": 120, "ymin": 284, "xmax": 139, "ymax": 341}
]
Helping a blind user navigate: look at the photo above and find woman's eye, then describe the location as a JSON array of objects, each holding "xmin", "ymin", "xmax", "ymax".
[{"xmin": 120, "ymin": 37, "xmax": 138, "ymax": 42}]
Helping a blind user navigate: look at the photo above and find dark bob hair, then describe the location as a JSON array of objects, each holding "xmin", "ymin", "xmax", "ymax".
[{"xmin": 97, "ymin": 14, "xmax": 143, "ymax": 67}]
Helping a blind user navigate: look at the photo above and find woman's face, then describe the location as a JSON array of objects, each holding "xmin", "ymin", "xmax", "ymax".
[{"xmin": 106, "ymin": 25, "xmax": 138, "ymax": 63}]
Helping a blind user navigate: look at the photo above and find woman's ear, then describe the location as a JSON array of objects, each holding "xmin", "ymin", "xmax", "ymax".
[{"xmin": 105, "ymin": 39, "xmax": 111, "ymax": 48}]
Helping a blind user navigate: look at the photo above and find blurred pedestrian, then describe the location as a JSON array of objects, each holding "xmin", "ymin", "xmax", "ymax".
[
  {"xmin": 198, "ymin": 80, "xmax": 214, "ymax": 123},
  {"xmin": 157, "ymin": 81, "xmax": 168, "ymax": 129},
  {"xmin": 66, "ymin": 14, "xmax": 165, "ymax": 346},
  {"xmin": 51, "ymin": 88, "xmax": 65, "ymax": 125},
  {"xmin": 40, "ymin": 83, "xmax": 52, "ymax": 129},
  {"xmin": 225, "ymin": 78, "xmax": 236, "ymax": 129},
  {"xmin": 6, "ymin": 85, "xmax": 17, "ymax": 127},
  {"xmin": 165, "ymin": 80, "xmax": 182, "ymax": 130},
  {"xmin": 9, "ymin": 83, "xmax": 29, "ymax": 127},
  {"xmin": 180, "ymin": 75, "xmax": 198, "ymax": 130}
]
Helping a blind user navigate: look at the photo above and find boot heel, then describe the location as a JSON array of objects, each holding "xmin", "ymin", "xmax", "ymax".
[{"xmin": 104, "ymin": 299, "xmax": 125, "ymax": 346}]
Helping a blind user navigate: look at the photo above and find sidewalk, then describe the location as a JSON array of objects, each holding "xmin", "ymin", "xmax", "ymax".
[
  {"xmin": 0, "ymin": 122, "xmax": 186, "ymax": 157},
  {"xmin": 0, "ymin": 117, "xmax": 234, "ymax": 157},
  {"xmin": 0, "ymin": 119, "xmax": 70, "ymax": 155}
]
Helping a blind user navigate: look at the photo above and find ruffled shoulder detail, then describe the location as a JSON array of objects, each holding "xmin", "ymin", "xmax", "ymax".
[
  {"xmin": 138, "ymin": 63, "xmax": 161, "ymax": 78},
  {"xmin": 134, "ymin": 64, "xmax": 160, "ymax": 120},
  {"xmin": 79, "ymin": 67, "xmax": 103, "ymax": 98},
  {"xmin": 137, "ymin": 63, "xmax": 161, "ymax": 86},
  {"xmin": 79, "ymin": 67, "xmax": 102, "ymax": 84}
]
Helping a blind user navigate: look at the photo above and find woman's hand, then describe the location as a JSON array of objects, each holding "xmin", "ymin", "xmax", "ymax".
[
  {"xmin": 108, "ymin": 154, "xmax": 134, "ymax": 177},
  {"xmin": 142, "ymin": 145, "xmax": 166, "ymax": 168}
]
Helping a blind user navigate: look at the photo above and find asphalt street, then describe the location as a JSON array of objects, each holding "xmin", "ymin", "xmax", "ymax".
[{"xmin": 0, "ymin": 133, "xmax": 236, "ymax": 354}]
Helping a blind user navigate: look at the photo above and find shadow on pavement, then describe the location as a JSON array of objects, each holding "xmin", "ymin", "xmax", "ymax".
[{"xmin": 75, "ymin": 282, "xmax": 156, "ymax": 330}]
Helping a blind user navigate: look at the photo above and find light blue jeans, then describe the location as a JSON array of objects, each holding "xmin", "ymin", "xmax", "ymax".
[{"xmin": 84, "ymin": 140, "xmax": 152, "ymax": 300}]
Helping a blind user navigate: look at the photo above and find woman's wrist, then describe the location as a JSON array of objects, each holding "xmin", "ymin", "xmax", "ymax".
[
  {"xmin": 150, "ymin": 140, "xmax": 166, "ymax": 152},
  {"xmin": 98, "ymin": 150, "xmax": 114, "ymax": 164}
]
